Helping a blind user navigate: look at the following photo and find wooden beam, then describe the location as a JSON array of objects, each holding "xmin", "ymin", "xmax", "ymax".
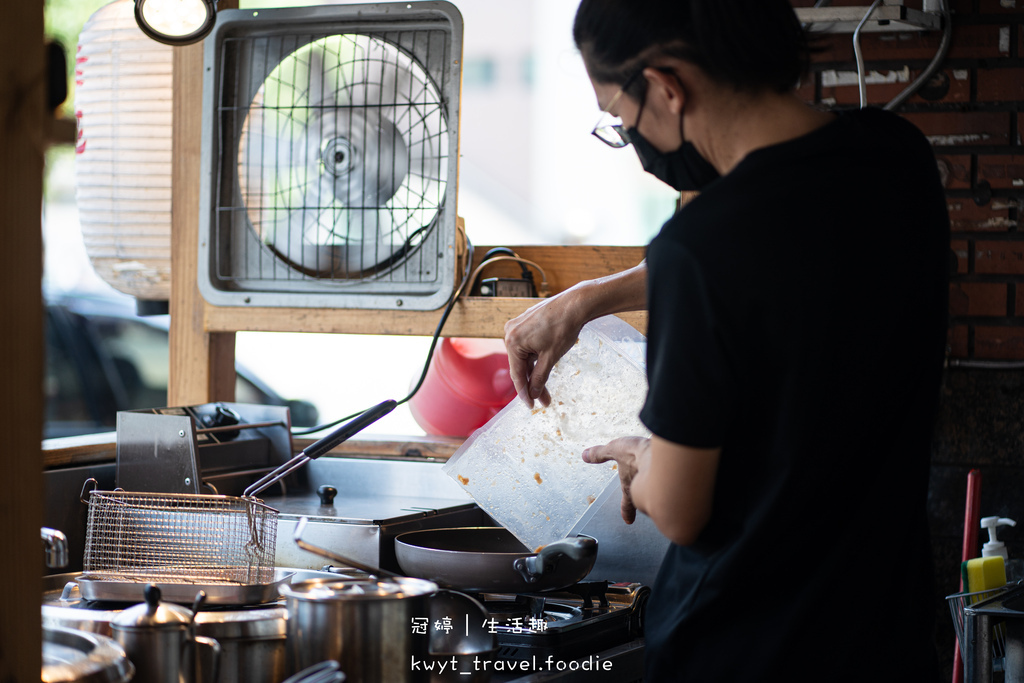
[
  {"xmin": 0, "ymin": 1, "xmax": 45, "ymax": 678},
  {"xmin": 169, "ymin": 40, "xmax": 236, "ymax": 406},
  {"xmin": 42, "ymin": 433, "xmax": 462, "ymax": 469},
  {"xmin": 43, "ymin": 433, "xmax": 118, "ymax": 470},
  {"xmin": 204, "ymin": 245, "xmax": 648, "ymax": 337}
]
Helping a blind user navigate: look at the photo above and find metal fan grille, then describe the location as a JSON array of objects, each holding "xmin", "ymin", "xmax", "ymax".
[{"xmin": 200, "ymin": 8, "xmax": 461, "ymax": 310}]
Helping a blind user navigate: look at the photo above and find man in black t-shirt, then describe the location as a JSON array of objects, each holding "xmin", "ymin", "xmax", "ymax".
[{"xmin": 504, "ymin": 1, "xmax": 948, "ymax": 681}]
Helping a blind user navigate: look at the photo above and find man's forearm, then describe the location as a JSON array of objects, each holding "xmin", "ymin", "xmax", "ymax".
[{"xmin": 563, "ymin": 261, "xmax": 647, "ymax": 323}]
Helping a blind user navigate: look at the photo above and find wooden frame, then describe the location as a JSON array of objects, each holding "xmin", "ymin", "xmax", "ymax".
[
  {"xmin": 169, "ymin": 15, "xmax": 647, "ymax": 406},
  {"xmin": 202, "ymin": 245, "xmax": 647, "ymax": 336},
  {"xmin": 0, "ymin": 2, "xmax": 45, "ymax": 677}
]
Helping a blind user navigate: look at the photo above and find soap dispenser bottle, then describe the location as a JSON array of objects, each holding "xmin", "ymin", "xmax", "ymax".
[{"xmin": 981, "ymin": 516, "xmax": 1021, "ymax": 581}]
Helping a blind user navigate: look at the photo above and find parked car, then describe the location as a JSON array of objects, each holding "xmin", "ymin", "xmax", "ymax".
[{"xmin": 44, "ymin": 292, "xmax": 318, "ymax": 438}]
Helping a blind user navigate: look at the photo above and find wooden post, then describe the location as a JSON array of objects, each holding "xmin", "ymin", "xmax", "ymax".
[
  {"xmin": 0, "ymin": 2, "xmax": 45, "ymax": 679},
  {"xmin": 169, "ymin": 39, "xmax": 236, "ymax": 406}
]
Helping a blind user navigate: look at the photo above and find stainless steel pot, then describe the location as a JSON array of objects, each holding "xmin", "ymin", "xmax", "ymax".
[
  {"xmin": 194, "ymin": 607, "xmax": 287, "ymax": 683},
  {"xmin": 279, "ymin": 576, "xmax": 438, "ymax": 683},
  {"xmin": 285, "ymin": 525, "xmax": 496, "ymax": 683},
  {"xmin": 110, "ymin": 585, "xmax": 220, "ymax": 683},
  {"xmin": 43, "ymin": 569, "xmax": 338, "ymax": 683}
]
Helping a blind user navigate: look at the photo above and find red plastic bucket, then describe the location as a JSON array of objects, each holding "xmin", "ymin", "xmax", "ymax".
[{"xmin": 409, "ymin": 337, "xmax": 516, "ymax": 437}]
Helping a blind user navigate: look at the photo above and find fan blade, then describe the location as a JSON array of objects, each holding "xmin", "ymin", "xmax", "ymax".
[
  {"xmin": 236, "ymin": 32, "xmax": 450, "ymax": 278},
  {"xmin": 313, "ymin": 108, "xmax": 409, "ymax": 208},
  {"xmin": 307, "ymin": 45, "xmax": 334, "ymax": 110},
  {"xmin": 278, "ymin": 205, "xmax": 403, "ymax": 275}
]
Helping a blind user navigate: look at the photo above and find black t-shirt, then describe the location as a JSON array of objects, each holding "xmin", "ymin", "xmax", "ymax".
[{"xmin": 639, "ymin": 108, "xmax": 948, "ymax": 682}]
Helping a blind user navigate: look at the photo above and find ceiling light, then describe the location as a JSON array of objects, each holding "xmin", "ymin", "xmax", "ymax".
[{"xmin": 134, "ymin": 0, "xmax": 216, "ymax": 46}]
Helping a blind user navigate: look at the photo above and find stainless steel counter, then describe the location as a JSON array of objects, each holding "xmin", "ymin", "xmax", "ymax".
[{"xmin": 265, "ymin": 455, "xmax": 487, "ymax": 571}]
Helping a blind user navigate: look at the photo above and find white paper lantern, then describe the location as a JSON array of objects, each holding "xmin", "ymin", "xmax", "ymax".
[{"xmin": 75, "ymin": 0, "xmax": 173, "ymax": 301}]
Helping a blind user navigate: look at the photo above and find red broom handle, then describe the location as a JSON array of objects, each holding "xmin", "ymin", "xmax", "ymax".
[{"xmin": 954, "ymin": 468, "xmax": 983, "ymax": 683}]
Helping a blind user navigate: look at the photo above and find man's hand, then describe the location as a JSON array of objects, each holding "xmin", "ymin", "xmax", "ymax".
[
  {"xmin": 504, "ymin": 293, "xmax": 586, "ymax": 409},
  {"xmin": 582, "ymin": 436, "xmax": 651, "ymax": 524},
  {"xmin": 504, "ymin": 262, "xmax": 649, "ymax": 409},
  {"xmin": 583, "ymin": 435, "xmax": 721, "ymax": 546}
]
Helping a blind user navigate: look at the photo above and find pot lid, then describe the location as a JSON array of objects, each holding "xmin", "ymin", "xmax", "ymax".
[
  {"xmin": 111, "ymin": 585, "xmax": 193, "ymax": 630},
  {"xmin": 195, "ymin": 607, "xmax": 287, "ymax": 639},
  {"xmin": 279, "ymin": 577, "xmax": 437, "ymax": 602}
]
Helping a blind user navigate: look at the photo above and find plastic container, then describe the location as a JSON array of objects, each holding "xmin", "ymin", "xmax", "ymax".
[
  {"xmin": 443, "ymin": 316, "xmax": 649, "ymax": 552},
  {"xmin": 409, "ymin": 337, "xmax": 516, "ymax": 437}
]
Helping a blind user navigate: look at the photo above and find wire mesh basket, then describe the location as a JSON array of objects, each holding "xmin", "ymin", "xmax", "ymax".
[
  {"xmin": 81, "ymin": 480, "xmax": 278, "ymax": 586},
  {"xmin": 947, "ymin": 585, "xmax": 1011, "ymax": 661}
]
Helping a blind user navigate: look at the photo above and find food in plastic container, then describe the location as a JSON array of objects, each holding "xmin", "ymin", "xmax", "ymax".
[{"xmin": 443, "ymin": 315, "xmax": 650, "ymax": 552}]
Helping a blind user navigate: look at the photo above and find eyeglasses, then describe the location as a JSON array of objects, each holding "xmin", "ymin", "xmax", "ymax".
[{"xmin": 591, "ymin": 68, "xmax": 645, "ymax": 148}]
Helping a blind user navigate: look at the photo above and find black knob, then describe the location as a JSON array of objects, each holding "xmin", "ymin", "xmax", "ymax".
[
  {"xmin": 144, "ymin": 584, "xmax": 162, "ymax": 608},
  {"xmin": 317, "ymin": 485, "xmax": 338, "ymax": 506}
]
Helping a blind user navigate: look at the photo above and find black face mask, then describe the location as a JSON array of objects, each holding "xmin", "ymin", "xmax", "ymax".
[{"xmin": 626, "ymin": 128, "xmax": 720, "ymax": 192}]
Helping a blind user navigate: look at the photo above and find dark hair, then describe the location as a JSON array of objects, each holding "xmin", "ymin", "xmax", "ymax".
[{"xmin": 573, "ymin": 0, "xmax": 812, "ymax": 96}]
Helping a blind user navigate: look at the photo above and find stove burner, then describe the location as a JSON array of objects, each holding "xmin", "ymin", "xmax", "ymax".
[
  {"xmin": 476, "ymin": 582, "xmax": 650, "ymax": 665},
  {"xmin": 478, "ymin": 594, "xmax": 581, "ymax": 631}
]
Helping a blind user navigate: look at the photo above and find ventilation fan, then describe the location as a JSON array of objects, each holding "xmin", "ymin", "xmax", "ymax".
[{"xmin": 198, "ymin": 2, "xmax": 463, "ymax": 310}]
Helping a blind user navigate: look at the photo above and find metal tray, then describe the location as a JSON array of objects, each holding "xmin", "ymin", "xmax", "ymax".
[{"xmin": 76, "ymin": 570, "xmax": 295, "ymax": 606}]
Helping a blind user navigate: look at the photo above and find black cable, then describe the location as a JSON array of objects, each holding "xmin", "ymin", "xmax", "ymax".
[{"xmin": 290, "ymin": 241, "xmax": 477, "ymax": 437}]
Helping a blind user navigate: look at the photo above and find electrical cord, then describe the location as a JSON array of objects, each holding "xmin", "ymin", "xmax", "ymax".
[
  {"xmin": 884, "ymin": 0, "xmax": 952, "ymax": 111},
  {"xmin": 291, "ymin": 243, "xmax": 548, "ymax": 437},
  {"xmin": 852, "ymin": 0, "xmax": 952, "ymax": 111},
  {"xmin": 854, "ymin": 0, "xmax": 884, "ymax": 109},
  {"xmin": 466, "ymin": 255, "xmax": 549, "ymax": 298}
]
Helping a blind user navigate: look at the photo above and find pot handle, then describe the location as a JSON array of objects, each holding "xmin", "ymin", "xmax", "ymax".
[
  {"xmin": 191, "ymin": 635, "xmax": 221, "ymax": 683},
  {"xmin": 512, "ymin": 536, "xmax": 598, "ymax": 583}
]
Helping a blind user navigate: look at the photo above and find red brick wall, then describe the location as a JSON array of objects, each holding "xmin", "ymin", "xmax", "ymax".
[{"xmin": 792, "ymin": 0, "xmax": 1024, "ymax": 359}]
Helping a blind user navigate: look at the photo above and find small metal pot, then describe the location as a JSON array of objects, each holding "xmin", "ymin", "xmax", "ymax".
[
  {"xmin": 111, "ymin": 585, "xmax": 220, "ymax": 683},
  {"xmin": 194, "ymin": 607, "xmax": 286, "ymax": 683},
  {"xmin": 280, "ymin": 576, "xmax": 438, "ymax": 683}
]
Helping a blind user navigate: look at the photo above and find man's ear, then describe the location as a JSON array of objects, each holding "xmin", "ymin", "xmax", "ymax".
[{"xmin": 643, "ymin": 67, "xmax": 686, "ymax": 115}]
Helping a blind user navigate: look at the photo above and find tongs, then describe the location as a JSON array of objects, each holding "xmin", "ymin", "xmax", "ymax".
[{"xmin": 244, "ymin": 399, "xmax": 397, "ymax": 499}]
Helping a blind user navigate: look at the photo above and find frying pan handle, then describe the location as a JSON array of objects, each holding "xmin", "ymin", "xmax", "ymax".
[{"xmin": 512, "ymin": 536, "xmax": 598, "ymax": 583}]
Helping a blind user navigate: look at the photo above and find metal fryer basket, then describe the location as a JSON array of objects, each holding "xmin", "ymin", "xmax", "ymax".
[
  {"xmin": 80, "ymin": 399, "xmax": 399, "ymax": 590},
  {"xmin": 81, "ymin": 480, "xmax": 278, "ymax": 586}
]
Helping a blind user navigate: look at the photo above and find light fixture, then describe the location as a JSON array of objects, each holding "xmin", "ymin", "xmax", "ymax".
[
  {"xmin": 134, "ymin": 0, "xmax": 216, "ymax": 46},
  {"xmin": 77, "ymin": 0, "xmax": 175, "ymax": 304}
]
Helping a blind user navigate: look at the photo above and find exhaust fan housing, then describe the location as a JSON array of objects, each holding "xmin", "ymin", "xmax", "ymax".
[{"xmin": 198, "ymin": 2, "xmax": 463, "ymax": 310}]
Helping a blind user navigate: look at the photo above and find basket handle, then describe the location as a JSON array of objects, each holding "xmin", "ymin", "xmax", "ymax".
[{"xmin": 79, "ymin": 477, "xmax": 99, "ymax": 504}]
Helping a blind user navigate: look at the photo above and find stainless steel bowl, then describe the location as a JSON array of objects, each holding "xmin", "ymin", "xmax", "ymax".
[{"xmin": 43, "ymin": 625, "xmax": 134, "ymax": 683}]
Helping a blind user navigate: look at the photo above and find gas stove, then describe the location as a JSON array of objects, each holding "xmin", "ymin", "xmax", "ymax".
[
  {"xmin": 472, "ymin": 581, "xmax": 648, "ymax": 683},
  {"xmin": 317, "ymin": 568, "xmax": 650, "ymax": 682}
]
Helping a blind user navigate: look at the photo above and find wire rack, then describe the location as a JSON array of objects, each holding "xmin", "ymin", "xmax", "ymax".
[
  {"xmin": 218, "ymin": 30, "xmax": 451, "ymax": 284},
  {"xmin": 947, "ymin": 585, "xmax": 1010, "ymax": 661},
  {"xmin": 82, "ymin": 487, "xmax": 278, "ymax": 586}
]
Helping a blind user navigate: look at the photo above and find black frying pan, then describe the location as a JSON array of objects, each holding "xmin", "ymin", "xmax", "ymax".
[{"xmin": 394, "ymin": 527, "xmax": 598, "ymax": 593}]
